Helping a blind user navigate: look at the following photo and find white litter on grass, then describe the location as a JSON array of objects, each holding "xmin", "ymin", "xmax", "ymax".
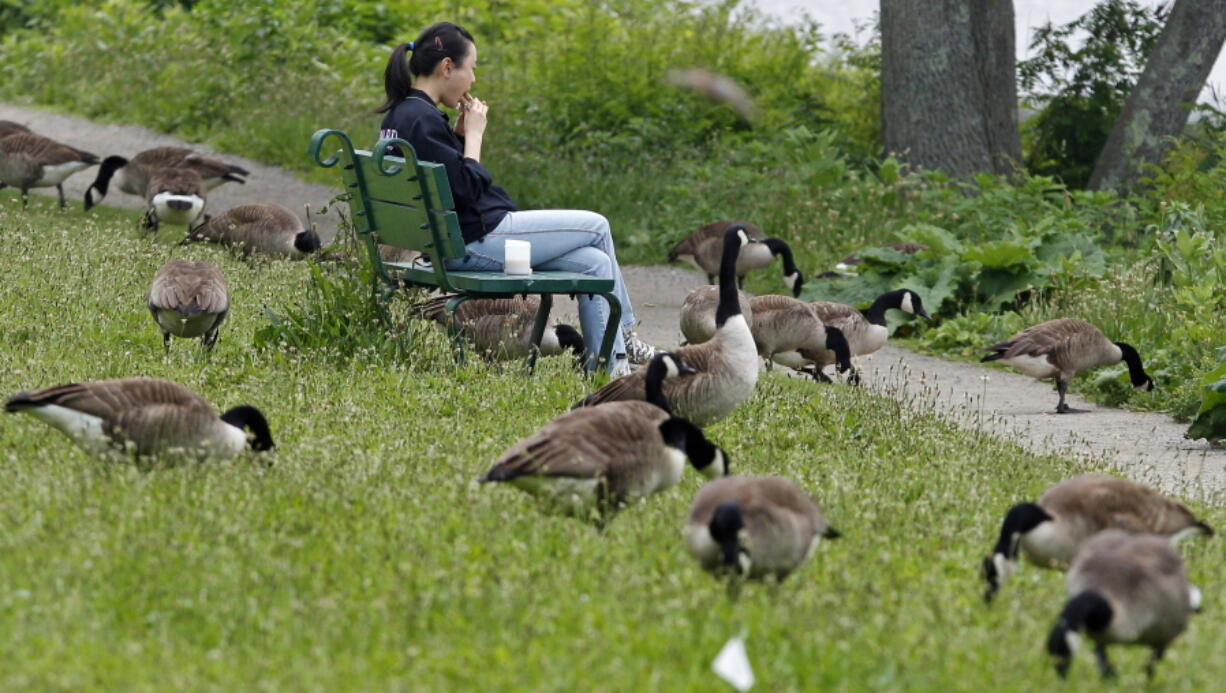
[{"xmin": 712, "ymin": 635, "xmax": 754, "ymax": 691}]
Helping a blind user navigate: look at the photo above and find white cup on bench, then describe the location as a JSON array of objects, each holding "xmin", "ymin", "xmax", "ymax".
[{"xmin": 504, "ymin": 239, "xmax": 532, "ymax": 276}]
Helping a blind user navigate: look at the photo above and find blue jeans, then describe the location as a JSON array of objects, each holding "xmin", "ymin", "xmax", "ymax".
[{"xmin": 445, "ymin": 210, "xmax": 636, "ymax": 369}]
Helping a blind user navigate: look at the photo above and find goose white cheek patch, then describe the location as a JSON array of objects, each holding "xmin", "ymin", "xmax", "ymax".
[{"xmin": 900, "ymin": 292, "xmax": 914, "ymax": 314}]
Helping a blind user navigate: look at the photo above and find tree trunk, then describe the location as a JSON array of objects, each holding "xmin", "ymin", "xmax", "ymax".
[
  {"xmin": 1089, "ymin": 0, "xmax": 1226, "ymax": 193},
  {"xmin": 881, "ymin": 0, "xmax": 1021, "ymax": 179}
]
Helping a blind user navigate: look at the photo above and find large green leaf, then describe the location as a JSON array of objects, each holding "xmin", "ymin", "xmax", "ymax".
[
  {"xmin": 1186, "ymin": 347, "xmax": 1226, "ymax": 444},
  {"xmin": 854, "ymin": 246, "xmax": 919, "ymax": 271},
  {"xmin": 897, "ymin": 223, "xmax": 964, "ymax": 255},
  {"xmin": 801, "ymin": 272, "xmax": 895, "ymax": 310},
  {"xmin": 976, "ymin": 268, "xmax": 1037, "ymax": 310},
  {"xmin": 963, "ymin": 238, "xmax": 1036, "ymax": 269},
  {"xmin": 1034, "ymin": 231, "xmax": 1108, "ymax": 275},
  {"xmin": 898, "ymin": 256, "xmax": 962, "ymax": 317}
]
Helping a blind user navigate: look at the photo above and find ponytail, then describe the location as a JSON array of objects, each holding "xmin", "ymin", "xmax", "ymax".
[{"xmin": 375, "ymin": 22, "xmax": 474, "ymax": 114}]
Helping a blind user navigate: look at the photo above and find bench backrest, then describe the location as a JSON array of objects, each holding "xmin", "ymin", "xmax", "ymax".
[{"xmin": 308, "ymin": 129, "xmax": 467, "ymax": 267}]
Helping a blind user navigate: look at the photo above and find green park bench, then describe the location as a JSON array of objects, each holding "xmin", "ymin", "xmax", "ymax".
[{"xmin": 308, "ymin": 129, "xmax": 621, "ymax": 372}]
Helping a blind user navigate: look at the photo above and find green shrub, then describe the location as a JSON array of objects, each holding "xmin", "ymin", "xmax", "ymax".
[{"xmin": 1188, "ymin": 347, "xmax": 1226, "ymax": 445}]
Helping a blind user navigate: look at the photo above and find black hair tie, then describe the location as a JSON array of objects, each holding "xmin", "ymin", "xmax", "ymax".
[{"xmin": 404, "ymin": 41, "xmax": 415, "ymax": 51}]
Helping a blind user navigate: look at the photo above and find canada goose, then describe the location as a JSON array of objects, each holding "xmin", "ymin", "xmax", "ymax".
[
  {"xmin": 147, "ymin": 260, "xmax": 229, "ymax": 351},
  {"xmin": 5, "ymin": 378, "xmax": 274, "ymax": 462},
  {"xmin": 480, "ymin": 353, "xmax": 730, "ymax": 519},
  {"xmin": 1046, "ymin": 530, "xmax": 1199, "ymax": 680},
  {"xmin": 0, "ymin": 120, "xmax": 32, "ymax": 139},
  {"xmin": 685, "ymin": 475, "xmax": 840, "ymax": 580},
  {"xmin": 0, "ymin": 133, "xmax": 99, "ymax": 209},
  {"xmin": 981, "ymin": 318, "xmax": 1154, "ymax": 413},
  {"xmin": 981, "ymin": 473, "xmax": 1212, "ymax": 603},
  {"xmin": 668, "ymin": 220, "xmax": 805, "ymax": 297},
  {"xmin": 835, "ymin": 241, "xmax": 929, "ymax": 272},
  {"xmin": 417, "ymin": 294, "xmax": 584, "ymax": 361},
  {"xmin": 747, "ymin": 294, "xmax": 855, "ymax": 382},
  {"xmin": 84, "ymin": 147, "xmax": 248, "ymax": 210},
  {"xmin": 577, "ymin": 225, "xmax": 759, "ymax": 426},
  {"xmin": 143, "ymin": 167, "xmax": 207, "ymax": 232},
  {"xmin": 678, "ymin": 284, "xmax": 754, "ymax": 345},
  {"xmin": 185, "ymin": 203, "xmax": 321, "ymax": 258},
  {"xmin": 0, "ymin": 122, "xmax": 32, "ymax": 192},
  {"xmin": 798, "ymin": 289, "xmax": 929, "ymax": 374}
]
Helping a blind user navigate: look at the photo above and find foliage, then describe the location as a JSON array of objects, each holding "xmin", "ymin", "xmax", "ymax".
[
  {"xmin": 1018, "ymin": 0, "xmax": 1167, "ymax": 188},
  {"xmin": 799, "ymin": 174, "xmax": 1112, "ymax": 328},
  {"xmin": 0, "ymin": 0, "xmax": 881, "ymax": 180},
  {"xmin": 1188, "ymin": 347, "xmax": 1226, "ymax": 445},
  {"xmin": 7, "ymin": 195, "xmax": 1226, "ymax": 690}
]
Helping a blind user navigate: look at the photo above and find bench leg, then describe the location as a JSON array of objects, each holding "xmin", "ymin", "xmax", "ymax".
[
  {"xmin": 590, "ymin": 293, "xmax": 622, "ymax": 373},
  {"xmin": 525, "ymin": 293, "xmax": 553, "ymax": 373},
  {"xmin": 445, "ymin": 294, "xmax": 471, "ymax": 366}
]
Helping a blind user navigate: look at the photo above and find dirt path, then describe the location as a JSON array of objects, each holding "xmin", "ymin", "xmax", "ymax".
[{"xmin": 7, "ymin": 103, "xmax": 1222, "ymax": 498}]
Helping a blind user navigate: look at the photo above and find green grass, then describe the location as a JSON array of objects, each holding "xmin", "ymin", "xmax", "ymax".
[{"xmin": 1, "ymin": 192, "xmax": 1223, "ymax": 690}]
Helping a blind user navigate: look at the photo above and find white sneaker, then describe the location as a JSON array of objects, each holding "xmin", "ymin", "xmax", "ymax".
[
  {"xmin": 610, "ymin": 356, "xmax": 633, "ymax": 378},
  {"xmin": 622, "ymin": 327, "xmax": 661, "ymax": 365}
]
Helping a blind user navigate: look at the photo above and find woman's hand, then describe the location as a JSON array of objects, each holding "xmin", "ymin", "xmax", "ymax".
[{"xmin": 455, "ymin": 92, "xmax": 488, "ymax": 139}]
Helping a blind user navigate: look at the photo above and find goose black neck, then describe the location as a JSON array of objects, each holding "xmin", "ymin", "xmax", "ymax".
[
  {"xmin": 710, "ymin": 501, "xmax": 745, "ymax": 571},
  {"xmin": 865, "ymin": 290, "xmax": 905, "ymax": 326},
  {"xmin": 824, "ymin": 326, "xmax": 854, "ymax": 373},
  {"xmin": 763, "ymin": 238, "xmax": 797, "ymax": 274},
  {"xmin": 221, "ymin": 405, "xmax": 275, "ymax": 451},
  {"xmin": 84, "ymin": 155, "xmax": 128, "ymax": 208},
  {"xmin": 1114, "ymin": 342, "xmax": 1150, "ymax": 387},
  {"xmin": 644, "ymin": 358, "xmax": 674, "ymax": 414},
  {"xmin": 715, "ymin": 227, "xmax": 746, "ymax": 327},
  {"xmin": 992, "ymin": 502, "xmax": 1053, "ymax": 559}
]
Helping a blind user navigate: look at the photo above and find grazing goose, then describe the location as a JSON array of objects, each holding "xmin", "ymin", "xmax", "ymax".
[
  {"xmin": 981, "ymin": 474, "xmax": 1211, "ymax": 603},
  {"xmin": 799, "ymin": 289, "xmax": 929, "ymax": 373},
  {"xmin": 747, "ymin": 294, "xmax": 855, "ymax": 382},
  {"xmin": 678, "ymin": 284, "xmax": 754, "ymax": 345},
  {"xmin": 1046, "ymin": 530, "xmax": 1199, "ymax": 680},
  {"xmin": 143, "ymin": 167, "xmax": 207, "ymax": 231},
  {"xmin": 668, "ymin": 220, "xmax": 805, "ymax": 297},
  {"xmin": 0, "ymin": 120, "xmax": 32, "ymax": 139},
  {"xmin": 0, "ymin": 133, "xmax": 99, "ymax": 209},
  {"xmin": 981, "ymin": 318, "xmax": 1154, "ymax": 413},
  {"xmin": 85, "ymin": 147, "xmax": 248, "ymax": 209},
  {"xmin": 577, "ymin": 225, "xmax": 759, "ymax": 426},
  {"xmin": 417, "ymin": 294, "xmax": 584, "ymax": 361},
  {"xmin": 835, "ymin": 241, "xmax": 929, "ymax": 272},
  {"xmin": 480, "ymin": 353, "xmax": 729, "ymax": 519},
  {"xmin": 185, "ymin": 203, "xmax": 321, "ymax": 259},
  {"xmin": 685, "ymin": 475, "xmax": 840, "ymax": 581},
  {"xmin": 5, "ymin": 378, "xmax": 274, "ymax": 461},
  {"xmin": 147, "ymin": 260, "xmax": 229, "ymax": 351}
]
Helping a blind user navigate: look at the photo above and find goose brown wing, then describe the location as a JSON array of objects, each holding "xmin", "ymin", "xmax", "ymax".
[
  {"xmin": 105, "ymin": 403, "xmax": 221, "ymax": 454},
  {"xmin": 809, "ymin": 301, "xmax": 862, "ymax": 328},
  {"xmin": 149, "ymin": 261, "xmax": 228, "ymax": 316},
  {"xmin": 576, "ymin": 367, "xmax": 649, "ymax": 407},
  {"xmin": 182, "ymin": 153, "xmax": 250, "ymax": 179},
  {"xmin": 669, "ymin": 220, "xmax": 764, "ymax": 260},
  {"xmin": 8, "ymin": 379, "xmax": 213, "ymax": 417},
  {"xmin": 131, "ymin": 147, "xmax": 196, "ymax": 169},
  {"xmin": 1, "ymin": 134, "xmax": 98, "ymax": 164},
  {"xmin": 995, "ymin": 318, "xmax": 1102, "ymax": 360},
  {"xmin": 483, "ymin": 404, "xmax": 662, "ymax": 481}
]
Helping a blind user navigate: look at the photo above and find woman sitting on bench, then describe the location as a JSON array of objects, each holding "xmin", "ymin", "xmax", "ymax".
[{"xmin": 375, "ymin": 21, "xmax": 658, "ymax": 376}]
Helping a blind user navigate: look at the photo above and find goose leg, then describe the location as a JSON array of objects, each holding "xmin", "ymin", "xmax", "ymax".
[
  {"xmin": 20, "ymin": 185, "xmax": 29, "ymax": 209},
  {"xmin": 1094, "ymin": 644, "xmax": 1116, "ymax": 680},
  {"xmin": 525, "ymin": 293, "xmax": 552, "ymax": 373},
  {"xmin": 1145, "ymin": 646, "xmax": 1165, "ymax": 680},
  {"xmin": 736, "ymin": 275, "xmax": 745, "ymax": 289},
  {"xmin": 57, "ymin": 183, "xmax": 66, "ymax": 209},
  {"xmin": 707, "ymin": 274, "xmax": 716, "ymax": 284},
  {"xmin": 162, "ymin": 332, "xmax": 171, "ymax": 354},
  {"xmin": 1054, "ymin": 378, "xmax": 1084, "ymax": 413}
]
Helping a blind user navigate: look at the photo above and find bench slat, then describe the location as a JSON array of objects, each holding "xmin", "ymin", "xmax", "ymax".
[{"xmin": 391, "ymin": 266, "xmax": 615, "ymax": 294}]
